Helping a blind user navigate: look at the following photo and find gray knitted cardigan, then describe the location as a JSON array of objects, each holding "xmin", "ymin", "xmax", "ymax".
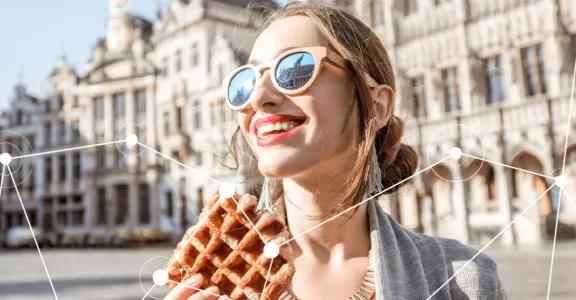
[{"xmin": 366, "ymin": 199, "xmax": 507, "ymax": 300}]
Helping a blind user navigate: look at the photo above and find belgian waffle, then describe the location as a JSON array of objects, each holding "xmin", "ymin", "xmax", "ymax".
[{"xmin": 165, "ymin": 192, "xmax": 295, "ymax": 300}]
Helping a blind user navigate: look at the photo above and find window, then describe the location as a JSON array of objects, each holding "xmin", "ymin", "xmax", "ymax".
[
  {"xmin": 484, "ymin": 55, "xmax": 504, "ymax": 105},
  {"xmin": 135, "ymin": 89, "xmax": 147, "ymax": 116},
  {"xmin": 521, "ymin": 45, "xmax": 546, "ymax": 96},
  {"xmin": 114, "ymin": 184, "xmax": 129, "ymax": 225},
  {"xmin": 96, "ymin": 187, "xmax": 107, "ymax": 225},
  {"xmin": 96, "ymin": 146, "xmax": 106, "ymax": 170},
  {"xmin": 162, "ymin": 56, "xmax": 169, "ymax": 77},
  {"xmin": 369, "ymin": 0, "xmax": 384, "ymax": 27},
  {"xmin": 15, "ymin": 110, "xmax": 22, "ymax": 125},
  {"xmin": 58, "ymin": 154, "xmax": 66, "ymax": 182},
  {"xmin": 44, "ymin": 123, "xmax": 52, "ymax": 145},
  {"xmin": 166, "ymin": 191, "xmax": 173, "ymax": 218},
  {"xmin": 72, "ymin": 95, "xmax": 79, "ymax": 108},
  {"xmin": 409, "ymin": 76, "xmax": 427, "ymax": 118},
  {"xmin": 193, "ymin": 100, "xmax": 202, "ymax": 130},
  {"xmin": 57, "ymin": 196, "xmax": 67, "ymax": 226},
  {"xmin": 139, "ymin": 183, "xmax": 150, "ymax": 224},
  {"xmin": 57, "ymin": 94, "xmax": 64, "ymax": 111},
  {"xmin": 94, "ymin": 96, "xmax": 104, "ymax": 121},
  {"xmin": 190, "ymin": 42, "xmax": 199, "ymax": 67},
  {"xmin": 70, "ymin": 195, "xmax": 84, "ymax": 226},
  {"xmin": 58, "ymin": 120, "xmax": 67, "ymax": 143},
  {"xmin": 441, "ymin": 67, "xmax": 460, "ymax": 112},
  {"xmin": 71, "ymin": 120, "xmax": 80, "ymax": 140},
  {"xmin": 175, "ymin": 49, "xmax": 182, "ymax": 72},
  {"xmin": 176, "ymin": 106, "xmax": 183, "ymax": 131},
  {"xmin": 434, "ymin": 0, "xmax": 451, "ymax": 5},
  {"xmin": 45, "ymin": 157, "xmax": 52, "ymax": 184},
  {"xmin": 113, "ymin": 92, "xmax": 125, "ymax": 119},
  {"xmin": 403, "ymin": 0, "xmax": 418, "ymax": 16},
  {"xmin": 163, "ymin": 110, "xmax": 171, "ymax": 134},
  {"xmin": 73, "ymin": 152, "xmax": 81, "ymax": 179}
]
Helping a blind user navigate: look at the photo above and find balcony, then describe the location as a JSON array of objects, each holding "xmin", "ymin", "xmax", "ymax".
[{"xmin": 405, "ymin": 95, "xmax": 571, "ymax": 162}]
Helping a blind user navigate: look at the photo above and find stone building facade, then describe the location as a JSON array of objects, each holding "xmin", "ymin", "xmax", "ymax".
[{"xmin": 0, "ymin": 0, "xmax": 575, "ymax": 246}]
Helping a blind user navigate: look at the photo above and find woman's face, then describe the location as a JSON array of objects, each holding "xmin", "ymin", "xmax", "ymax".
[{"xmin": 237, "ymin": 15, "xmax": 358, "ymax": 180}]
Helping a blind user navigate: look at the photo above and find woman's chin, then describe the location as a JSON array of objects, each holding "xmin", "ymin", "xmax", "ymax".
[{"xmin": 257, "ymin": 157, "xmax": 301, "ymax": 179}]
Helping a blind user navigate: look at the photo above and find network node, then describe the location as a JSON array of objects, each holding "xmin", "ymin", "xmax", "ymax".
[
  {"xmin": 449, "ymin": 147, "xmax": 462, "ymax": 160},
  {"xmin": 126, "ymin": 134, "xmax": 139, "ymax": 147},
  {"xmin": 152, "ymin": 269, "xmax": 169, "ymax": 286},
  {"xmin": 555, "ymin": 175, "xmax": 566, "ymax": 189},
  {"xmin": 0, "ymin": 153, "xmax": 12, "ymax": 165},
  {"xmin": 219, "ymin": 183, "xmax": 236, "ymax": 201},
  {"xmin": 263, "ymin": 242, "xmax": 280, "ymax": 259}
]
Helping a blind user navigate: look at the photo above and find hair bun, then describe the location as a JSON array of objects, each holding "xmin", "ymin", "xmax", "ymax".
[{"xmin": 376, "ymin": 116, "xmax": 419, "ymax": 194}]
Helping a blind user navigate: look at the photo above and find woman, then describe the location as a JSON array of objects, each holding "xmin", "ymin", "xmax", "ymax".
[{"xmin": 166, "ymin": 2, "xmax": 506, "ymax": 300}]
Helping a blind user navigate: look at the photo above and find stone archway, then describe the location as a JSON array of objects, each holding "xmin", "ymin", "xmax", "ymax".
[
  {"xmin": 425, "ymin": 164, "xmax": 457, "ymax": 238},
  {"xmin": 510, "ymin": 151, "xmax": 551, "ymax": 243}
]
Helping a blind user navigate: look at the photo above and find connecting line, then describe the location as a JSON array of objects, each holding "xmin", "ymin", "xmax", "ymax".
[
  {"xmin": 546, "ymin": 56, "xmax": 576, "ymax": 300},
  {"xmin": 0, "ymin": 165, "xmax": 5, "ymax": 198},
  {"xmin": 261, "ymin": 258, "xmax": 275, "ymax": 300},
  {"xmin": 462, "ymin": 153, "xmax": 556, "ymax": 180},
  {"xmin": 229, "ymin": 196, "xmax": 266, "ymax": 242},
  {"xmin": 137, "ymin": 142, "xmax": 221, "ymax": 185},
  {"xmin": 426, "ymin": 183, "xmax": 556, "ymax": 300},
  {"xmin": 279, "ymin": 155, "xmax": 451, "ymax": 247},
  {"xmin": 167, "ymin": 279, "xmax": 232, "ymax": 300},
  {"xmin": 6, "ymin": 165, "xmax": 59, "ymax": 300},
  {"xmin": 141, "ymin": 284, "xmax": 156, "ymax": 300},
  {"xmin": 12, "ymin": 140, "xmax": 125, "ymax": 160}
]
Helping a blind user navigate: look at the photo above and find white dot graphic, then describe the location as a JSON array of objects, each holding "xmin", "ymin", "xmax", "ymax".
[
  {"xmin": 126, "ymin": 134, "xmax": 139, "ymax": 147},
  {"xmin": 555, "ymin": 175, "xmax": 566, "ymax": 189},
  {"xmin": 449, "ymin": 147, "xmax": 462, "ymax": 160},
  {"xmin": 152, "ymin": 269, "xmax": 169, "ymax": 286},
  {"xmin": 219, "ymin": 183, "xmax": 235, "ymax": 201},
  {"xmin": 264, "ymin": 242, "xmax": 279, "ymax": 259},
  {"xmin": 0, "ymin": 153, "xmax": 12, "ymax": 165}
]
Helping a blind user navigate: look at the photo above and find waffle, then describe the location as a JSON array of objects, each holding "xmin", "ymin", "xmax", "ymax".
[{"xmin": 165, "ymin": 192, "xmax": 295, "ymax": 300}]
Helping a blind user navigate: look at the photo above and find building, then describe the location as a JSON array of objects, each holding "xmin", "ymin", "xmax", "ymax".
[
  {"xmin": 1, "ymin": 0, "xmax": 575, "ymax": 246},
  {"xmin": 0, "ymin": 0, "xmax": 276, "ymax": 246}
]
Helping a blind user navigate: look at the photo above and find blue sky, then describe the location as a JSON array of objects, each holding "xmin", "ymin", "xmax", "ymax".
[{"xmin": 0, "ymin": 0, "xmax": 285, "ymax": 110}]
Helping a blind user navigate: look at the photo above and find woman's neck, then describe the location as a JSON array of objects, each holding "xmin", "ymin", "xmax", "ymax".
[{"xmin": 281, "ymin": 174, "xmax": 371, "ymax": 265}]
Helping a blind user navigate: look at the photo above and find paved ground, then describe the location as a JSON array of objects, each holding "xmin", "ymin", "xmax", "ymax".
[{"xmin": 0, "ymin": 242, "xmax": 574, "ymax": 300}]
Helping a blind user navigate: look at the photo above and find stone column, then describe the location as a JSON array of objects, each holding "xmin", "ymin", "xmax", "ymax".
[
  {"xmin": 453, "ymin": 163, "xmax": 471, "ymax": 244},
  {"xmin": 494, "ymin": 165, "xmax": 515, "ymax": 245},
  {"xmin": 129, "ymin": 179, "xmax": 138, "ymax": 229},
  {"xmin": 104, "ymin": 93, "xmax": 114, "ymax": 169}
]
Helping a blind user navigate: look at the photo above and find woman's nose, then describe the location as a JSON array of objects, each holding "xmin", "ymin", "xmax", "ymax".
[{"xmin": 249, "ymin": 70, "xmax": 284, "ymax": 110}]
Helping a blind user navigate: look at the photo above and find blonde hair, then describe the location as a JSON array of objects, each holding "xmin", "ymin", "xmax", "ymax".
[{"xmin": 227, "ymin": 1, "xmax": 418, "ymax": 218}]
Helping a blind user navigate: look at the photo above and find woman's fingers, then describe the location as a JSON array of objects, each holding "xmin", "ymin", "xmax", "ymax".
[
  {"xmin": 187, "ymin": 286, "xmax": 221, "ymax": 300},
  {"xmin": 164, "ymin": 274, "xmax": 204, "ymax": 300}
]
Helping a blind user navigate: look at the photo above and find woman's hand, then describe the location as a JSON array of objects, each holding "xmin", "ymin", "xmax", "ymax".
[{"xmin": 164, "ymin": 274, "xmax": 227, "ymax": 300}]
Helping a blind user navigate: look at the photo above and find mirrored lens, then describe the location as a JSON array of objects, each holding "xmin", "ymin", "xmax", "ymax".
[
  {"xmin": 228, "ymin": 68, "xmax": 256, "ymax": 107},
  {"xmin": 275, "ymin": 52, "xmax": 315, "ymax": 90}
]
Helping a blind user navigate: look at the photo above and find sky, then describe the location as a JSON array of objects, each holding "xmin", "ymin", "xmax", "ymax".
[{"xmin": 0, "ymin": 0, "xmax": 285, "ymax": 111}]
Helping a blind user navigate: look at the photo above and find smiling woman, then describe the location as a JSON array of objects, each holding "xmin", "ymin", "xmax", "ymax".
[{"xmin": 166, "ymin": 2, "xmax": 506, "ymax": 300}]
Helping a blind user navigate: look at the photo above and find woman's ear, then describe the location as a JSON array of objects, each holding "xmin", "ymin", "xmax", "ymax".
[{"xmin": 370, "ymin": 84, "xmax": 395, "ymax": 130}]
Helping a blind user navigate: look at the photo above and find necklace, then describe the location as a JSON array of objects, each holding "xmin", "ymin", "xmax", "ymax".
[{"xmin": 279, "ymin": 249, "xmax": 376, "ymax": 300}]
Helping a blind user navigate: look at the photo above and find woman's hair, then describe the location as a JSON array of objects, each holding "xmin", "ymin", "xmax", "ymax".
[{"xmin": 227, "ymin": 1, "xmax": 419, "ymax": 217}]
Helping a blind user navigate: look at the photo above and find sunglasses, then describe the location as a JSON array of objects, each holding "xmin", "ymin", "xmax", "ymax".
[{"xmin": 223, "ymin": 46, "xmax": 379, "ymax": 110}]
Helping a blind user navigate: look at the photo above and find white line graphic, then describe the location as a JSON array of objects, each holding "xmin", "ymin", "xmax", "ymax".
[
  {"xmin": 7, "ymin": 164, "xmax": 60, "ymax": 300},
  {"xmin": 426, "ymin": 183, "xmax": 556, "ymax": 299}
]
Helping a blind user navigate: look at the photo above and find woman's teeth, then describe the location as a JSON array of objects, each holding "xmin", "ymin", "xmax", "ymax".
[{"xmin": 257, "ymin": 121, "xmax": 299, "ymax": 137}]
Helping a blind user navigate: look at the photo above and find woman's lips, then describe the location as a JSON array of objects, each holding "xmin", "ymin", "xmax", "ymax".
[{"xmin": 256, "ymin": 123, "xmax": 303, "ymax": 147}]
